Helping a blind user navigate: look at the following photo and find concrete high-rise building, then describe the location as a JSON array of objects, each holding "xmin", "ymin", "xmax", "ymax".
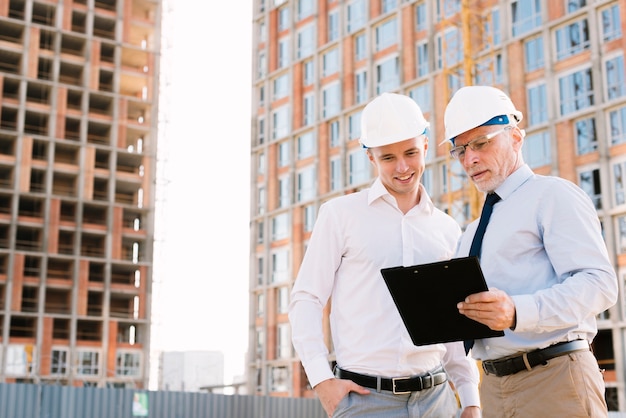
[
  {"xmin": 249, "ymin": 0, "xmax": 626, "ymax": 411},
  {"xmin": 0, "ymin": 0, "xmax": 162, "ymax": 388}
]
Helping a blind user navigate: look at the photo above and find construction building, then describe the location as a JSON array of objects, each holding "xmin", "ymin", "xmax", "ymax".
[
  {"xmin": 0, "ymin": 0, "xmax": 162, "ymax": 388},
  {"xmin": 249, "ymin": 0, "xmax": 626, "ymax": 411}
]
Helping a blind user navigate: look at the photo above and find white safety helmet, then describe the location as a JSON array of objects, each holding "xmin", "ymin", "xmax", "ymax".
[
  {"xmin": 360, "ymin": 92, "xmax": 430, "ymax": 148},
  {"xmin": 443, "ymin": 86, "xmax": 523, "ymax": 144}
]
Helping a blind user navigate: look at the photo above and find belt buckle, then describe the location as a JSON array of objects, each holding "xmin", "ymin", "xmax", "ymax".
[{"xmin": 391, "ymin": 376, "xmax": 412, "ymax": 395}]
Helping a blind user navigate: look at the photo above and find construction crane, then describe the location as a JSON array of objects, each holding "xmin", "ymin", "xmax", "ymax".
[{"xmin": 442, "ymin": 0, "xmax": 496, "ymax": 223}]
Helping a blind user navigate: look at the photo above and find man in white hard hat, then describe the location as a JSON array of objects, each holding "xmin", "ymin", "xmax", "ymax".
[
  {"xmin": 289, "ymin": 92, "xmax": 481, "ymax": 417},
  {"xmin": 444, "ymin": 85, "xmax": 617, "ymax": 417}
]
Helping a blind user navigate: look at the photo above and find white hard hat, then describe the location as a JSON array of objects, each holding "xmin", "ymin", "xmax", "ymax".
[
  {"xmin": 360, "ymin": 92, "xmax": 429, "ymax": 148},
  {"xmin": 443, "ymin": 86, "xmax": 523, "ymax": 144}
]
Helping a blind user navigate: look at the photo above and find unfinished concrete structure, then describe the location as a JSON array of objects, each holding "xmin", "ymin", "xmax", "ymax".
[{"xmin": 0, "ymin": 0, "xmax": 161, "ymax": 388}]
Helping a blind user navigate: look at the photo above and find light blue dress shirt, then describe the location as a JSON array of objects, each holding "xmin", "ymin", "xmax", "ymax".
[{"xmin": 456, "ymin": 164, "xmax": 618, "ymax": 360}]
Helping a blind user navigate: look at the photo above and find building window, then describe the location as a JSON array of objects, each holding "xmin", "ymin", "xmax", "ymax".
[
  {"xmin": 331, "ymin": 156, "xmax": 342, "ymax": 191},
  {"xmin": 271, "ymin": 249, "xmax": 289, "ymax": 283},
  {"xmin": 257, "ymin": 186, "xmax": 266, "ymax": 215},
  {"xmin": 408, "ymin": 83, "xmax": 431, "ymax": 113},
  {"xmin": 277, "ymin": 323, "xmax": 291, "ymax": 359},
  {"xmin": 297, "ymin": 0, "xmax": 314, "ymax": 20},
  {"xmin": 303, "ymin": 60, "xmax": 314, "ymax": 86},
  {"xmin": 527, "ymin": 83, "xmax": 547, "ymax": 126},
  {"xmin": 272, "ymin": 213, "xmax": 290, "ymax": 241},
  {"xmin": 349, "ymin": 112, "xmax": 362, "ymax": 140},
  {"xmin": 257, "ymin": 256, "xmax": 264, "ymax": 285},
  {"xmin": 376, "ymin": 56, "xmax": 400, "ymax": 94},
  {"xmin": 491, "ymin": 8, "xmax": 501, "ymax": 46},
  {"xmin": 417, "ymin": 42, "xmax": 428, "ymax": 77},
  {"xmin": 258, "ymin": 152, "xmax": 266, "ymax": 174},
  {"xmin": 375, "ymin": 18, "xmax": 397, "ymax": 51},
  {"xmin": 322, "ymin": 48, "xmax": 339, "ymax": 77},
  {"xmin": 575, "ymin": 117, "xmax": 597, "ymax": 154},
  {"xmin": 329, "ymin": 120, "xmax": 341, "ymax": 147},
  {"xmin": 273, "ymin": 74, "xmax": 289, "ymax": 100},
  {"xmin": 328, "ymin": 9, "xmax": 339, "ymax": 42},
  {"xmin": 349, "ymin": 149, "xmax": 370, "ymax": 185},
  {"xmin": 255, "ymin": 328, "xmax": 264, "ymax": 361},
  {"xmin": 278, "ymin": 6, "xmax": 290, "ymax": 31},
  {"xmin": 256, "ymin": 293, "xmax": 265, "ymax": 316},
  {"xmin": 606, "ymin": 55, "xmax": 625, "ymax": 100},
  {"xmin": 258, "ymin": 51, "xmax": 267, "ymax": 79},
  {"xmin": 297, "ymin": 166, "xmax": 316, "ymax": 202},
  {"xmin": 297, "ymin": 24, "xmax": 315, "ymax": 59},
  {"xmin": 323, "ymin": 82, "xmax": 341, "ymax": 118},
  {"xmin": 303, "ymin": 204, "xmax": 316, "ymax": 232},
  {"xmin": 76, "ymin": 350, "xmax": 100, "ymax": 376},
  {"xmin": 355, "ymin": 70, "xmax": 368, "ymax": 104},
  {"xmin": 272, "ymin": 106, "xmax": 290, "ymax": 140},
  {"xmin": 580, "ymin": 167, "xmax": 602, "ymax": 209},
  {"xmin": 614, "ymin": 161, "xmax": 626, "ymax": 206},
  {"xmin": 558, "ymin": 68, "xmax": 593, "ymax": 116},
  {"xmin": 259, "ymin": 20, "xmax": 267, "ymax": 43},
  {"xmin": 51, "ymin": 349, "xmax": 69, "ymax": 375},
  {"xmin": 303, "ymin": 94, "xmax": 315, "ymax": 126},
  {"xmin": 617, "ymin": 215, "xmax": 626, "ymax": 253},
  {"xmin": 441, "ymin": 27, "xmax": 462, "ymax": 67},
  {"xmin": 522, "ymin": 131, "xmax": 551, "ymax": 169},
  {"xmin": 116, "ymin": 352, "xmax": 140, "ymax": 377},
  {"xmin": 555, "ymin": 18, "xmax": 590, "ymax": 61},
  {"xmin": 422, "ymin": 166, "xmax": 433, "ymax": 193},
  {"xmin": 474, "ymin": 55, "xmax": 498, "ymax": 86},
  {"xmin": 277, "ymin": 286, "xmax": 290, "ymax": 314},
  {"xmin": 382, "ymin": 0, "xmax": 397, "ymax": 14},
  {"xmin": 258, "ymin": 117, "xmax": 265, "ymax": 145},
  {"xmin": 600, "ymin": 4, "xmax": 621, "ymax": 43},
  {"xmin": 567, "ymin": 0, "xmax": 586, "ymax": 13},
  {"xmin": 415, "ymin": 2, "xmax": 427, "ymax": 31},
  {"xmin": 524, "ymin": 36, "xmax": 544, "ymax": 71},
  {"xmin": 270, "ymin": 366, "xmax": 289, "ymax": 392},
  {"xmin": 278, "ymin": 140, "xmax": 290, "ymax": 167},
  {"xmin": 511, "ymin": 0, "xmax": 542, "ymax": 37},
  {"xmin": 437, "ymin": 0, "xmax": 460, "ymax": 20},
  {"xmin": 347, "ymin": 0, "xmax": 367, "ymax": 33},
  {"xmin": 257, "ymin": 220, "xmax": 264, "ymax": 244},
  {"xmin": 278, "ymin": 37, "xmax": 290, "ymax": 69},
  {"xmin": 610, "ymin": 106, "xmax": 626, "ymax": 146},
  {"xmin": 297, "ymin": 131, "xmax": 315, "ymax": 159},
  {"xmin": 355, "ymin": 33, "xmax": 367, "ymax": 61},
  {"xmin": 278, "ymin": 176, "xmax": 290, "ymax": 208}
]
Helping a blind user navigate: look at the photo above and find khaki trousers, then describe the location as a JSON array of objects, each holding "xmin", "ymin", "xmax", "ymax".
[{"xmin": 480, "ymin": 350, "xmax": 607, "ymax": 418}]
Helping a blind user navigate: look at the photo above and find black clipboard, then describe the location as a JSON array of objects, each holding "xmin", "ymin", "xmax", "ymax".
[{"xmin": 381, "ymin": 256, "xmax": 504, "ymax": 346}]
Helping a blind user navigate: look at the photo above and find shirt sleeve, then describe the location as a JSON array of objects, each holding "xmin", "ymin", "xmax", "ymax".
[
  {"xmin": 442, "ymin": 341, "xmax": 481, "ymax": 409},
  {"xmin": 288, "ymin": 203, "xmax": 342, "ymax": 388},
  {"xmin": 513, "ymin": 181, "xmax": 618, "ymax": 333}
]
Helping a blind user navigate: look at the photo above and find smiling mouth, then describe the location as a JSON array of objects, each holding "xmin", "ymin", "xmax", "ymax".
[{"xmin": 396, "ymin": 173, "xmax": 414, "ymax": 181}]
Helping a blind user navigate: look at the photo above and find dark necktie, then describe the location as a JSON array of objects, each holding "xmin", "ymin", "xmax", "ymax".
[{"xmin": 464, "ymin": 192, "xmax": 501, "ymax": 354}]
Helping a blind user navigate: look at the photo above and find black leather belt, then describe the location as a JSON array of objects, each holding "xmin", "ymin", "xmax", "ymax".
[
  {"xmin": 482, "ymin": 340, "xmax": 590, "ymax": 377},
  {"xmin": 334, "ymin": 366, "xmax": 447, "ymax": 394}
]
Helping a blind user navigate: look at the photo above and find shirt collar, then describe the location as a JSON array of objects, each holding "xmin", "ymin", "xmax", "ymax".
[
  {"xmin": 492, "ymin": 164, "xmax": 533, "ymax": 201},
  {"xmin": 367, "ymin": 177, "xmax": 434, "ymax": 214}
]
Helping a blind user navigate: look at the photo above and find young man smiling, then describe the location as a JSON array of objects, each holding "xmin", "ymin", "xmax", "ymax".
[{"xmin": 289, "ymin": 92, "xmax": 481, "ymax": 417}]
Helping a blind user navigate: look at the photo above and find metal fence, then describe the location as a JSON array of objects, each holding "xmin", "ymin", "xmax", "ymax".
[{"xmin": 0, "ymin": 383, "xmax": 326, "ymax": 418}]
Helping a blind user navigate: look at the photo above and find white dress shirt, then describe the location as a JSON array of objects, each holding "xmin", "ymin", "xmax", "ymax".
[
  {"xmin": 456, "ymin": 165, "xmax": 618, "ymax": 360},
  {"xmin": 289, "ymin": 178, "xmax": 480, "ymax": 408}
]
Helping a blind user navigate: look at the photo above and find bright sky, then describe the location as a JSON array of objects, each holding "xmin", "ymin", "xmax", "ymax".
[{"xmin": 151, "ymin": 2, "xmax": 252, "ymax": 387}]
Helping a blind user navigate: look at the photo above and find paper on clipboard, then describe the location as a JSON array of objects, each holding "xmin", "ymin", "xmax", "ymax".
[{"xmin": 381, "ymin": 256, "xmax": 504, "ymax": 346}]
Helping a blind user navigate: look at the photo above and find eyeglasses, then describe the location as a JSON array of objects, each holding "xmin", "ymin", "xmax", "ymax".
[{"xmin": 449, "ymin": 126, "xmax": 512, "ymax": 160}]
